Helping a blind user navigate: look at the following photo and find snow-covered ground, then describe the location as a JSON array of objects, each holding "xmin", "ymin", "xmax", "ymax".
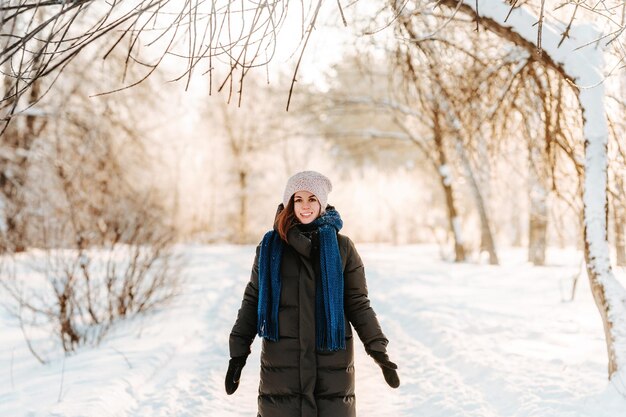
[{"xmin": 1, "ymin": 244, "xmax": 625, "ymax": 417}]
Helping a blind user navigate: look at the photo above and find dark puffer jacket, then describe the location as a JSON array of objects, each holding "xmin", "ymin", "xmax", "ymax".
[{"xmin": 229, "ymin": 224, "xmax": 389, "ymax": 417}]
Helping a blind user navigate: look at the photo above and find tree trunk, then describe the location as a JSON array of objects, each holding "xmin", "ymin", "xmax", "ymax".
[
  {"xmin": 613, "ymin": 178, "xmax": 626, "ymax": 266},
  {"xmin": 528, "ymin": 188, "xmax": 547, "ymax": 265},
  {"xmin": 0, "ymin": 60, "xmax": 35, "ymax": 252},
  {"xmin": 582, "ymin": 128, "xmax": 621, "ymax": 377},
  {"xmin": 433, "ymin": 110, "xmax": 466, "ymax": 261},
  {"xmin": 455, "ymin": 138, "xmax": 499, "ymax": 265},
  {"xmin": 429, "ymin": 81, "xmax": 498, "ymax": 264},
  {"xmin": 528, "ymin": 135, "xmax": 548, "ymax": 266},
  {"xmin": 238, "ymin": 170, "xmax": 248, "ymax": 244},
  {"xmin": 615, "ymin": 206, "xmax": 626, "ymax": 266},
  {"xmin": 441, "ymin": 166, "xmax": 466, "ymax": 262},
  {"xmin": 2, "ymin": 41, "xmax": 47, "ymax": 251}
]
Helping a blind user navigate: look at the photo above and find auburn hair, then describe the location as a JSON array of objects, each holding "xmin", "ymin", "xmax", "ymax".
[{"xmin": 276, "ymin": 197, "xmax": 297, "ymax": 242}]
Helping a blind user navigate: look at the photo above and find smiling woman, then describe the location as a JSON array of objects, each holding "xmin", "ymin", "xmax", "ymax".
[{"xmin": 226, "ymin": 170, "xmax": 400, "ymax": 417}]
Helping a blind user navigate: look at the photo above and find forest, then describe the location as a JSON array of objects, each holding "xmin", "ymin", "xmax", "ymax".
[{"xmin": 1, "ymin": 1, "xmax": 625, "ymax": 416}]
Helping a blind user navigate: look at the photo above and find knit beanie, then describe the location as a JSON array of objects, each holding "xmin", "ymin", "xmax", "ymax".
[{"xmin": 282, "ymin": 171, "xmax": 333, "ymax": 211}]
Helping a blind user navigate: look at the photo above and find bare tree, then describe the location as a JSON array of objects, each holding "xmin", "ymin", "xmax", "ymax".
[
  {"xmin": 385, "ymin": 39, "xmax": 468, "ymax": 260},
  {"xmin": 0, "ymin": 0, "xmax": 342, "ymax": 125},
  {"xmin": 520, "ymin": 64, "xmax": 566, "ymax": 266},
  {"xmin": 391, "ymin": 13, "xmax": 507, "ymax": 264},
  {"xmin": 0, "ymin": 37, "xmax": 179, "ymax": 357},
  {"xmin": 1, "ymin": 110, "xmax": 179, "ymax": 357},
  {"xmin": 1, "ymin": 119, "xmax": 179, "ymax": 356},
  {"xmin": 205, "ymin": 75, "xmax": 309, "ymax": 243},
  {"xmin": 307, "ymin": 49, "xmax": 471, "ymax": 253},
  {"xmin": 2, "ymin": 228, "xmax": 178, "ymax": 357}
]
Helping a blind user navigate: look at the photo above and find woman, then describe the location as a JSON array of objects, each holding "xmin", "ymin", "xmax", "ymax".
[{"xmin": 226, "ymin": 171, "xmax": 399, "ymax": 417}]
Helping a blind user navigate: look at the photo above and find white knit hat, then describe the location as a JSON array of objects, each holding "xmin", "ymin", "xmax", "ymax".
[{"xmin": 282, "ymin": 171, "xmax": 333, "ymax": 211}]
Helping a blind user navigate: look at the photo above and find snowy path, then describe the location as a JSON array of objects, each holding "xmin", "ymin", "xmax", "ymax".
[
  {"xmin": 1, "ymin": 244, "xmax": 625, "ymax": 416},
  {"xmin": 361, "ymin": 248, "xmax": 614, "ymax": 417}
]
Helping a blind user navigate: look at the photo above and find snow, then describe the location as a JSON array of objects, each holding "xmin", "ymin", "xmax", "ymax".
[
  {"xmin": 2, "ymin": 244, "xmax": 625, "ymax": 416},
  {"xmin": 438, "ymin": 164, "xmax": 452, "ymax": 186}
]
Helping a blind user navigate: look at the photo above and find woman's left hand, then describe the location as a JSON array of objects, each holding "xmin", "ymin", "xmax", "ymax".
[{"xmin": 367, "ymin": 350, "xmax": 400, "ymax": 388}]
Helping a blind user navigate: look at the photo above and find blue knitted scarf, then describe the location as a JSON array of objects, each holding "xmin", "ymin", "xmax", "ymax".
[{"xmin": 257, "ymin": 208, "xmax": 346, "ymax": 351}]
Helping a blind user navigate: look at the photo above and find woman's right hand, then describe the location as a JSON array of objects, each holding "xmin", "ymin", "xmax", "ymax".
[{"xmin": 225, "ymin": 355, "xmax": 248, "ymax": 395}]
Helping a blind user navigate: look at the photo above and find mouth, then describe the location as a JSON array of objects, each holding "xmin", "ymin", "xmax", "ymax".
[{"xmin": 300, "ymin": 212, "xmax": 313, "ymax": 218}]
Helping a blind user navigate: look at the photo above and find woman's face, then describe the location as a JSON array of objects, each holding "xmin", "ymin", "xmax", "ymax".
[{"xmin": 293, "ymin": 191, "xmax": 321, "ymax": 224}]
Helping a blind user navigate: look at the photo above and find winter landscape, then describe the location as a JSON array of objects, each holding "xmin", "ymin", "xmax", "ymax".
[
  {"xmin": 2, "ymin": 1, "xmax": 626, "ymax": 417},
  {"xmin": 1, "ymin": 245, "xmax": 625, "ymax": 416}
]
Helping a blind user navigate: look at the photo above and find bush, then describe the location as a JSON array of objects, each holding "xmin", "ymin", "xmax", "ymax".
[{"xmin": 1, "ymin": 223, "xmax": 180, "ymax": 359}]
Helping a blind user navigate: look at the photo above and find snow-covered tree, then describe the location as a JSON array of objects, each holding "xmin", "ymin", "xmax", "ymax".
[{"xmin": 420, "ymin": 0, "xmax": 626, "ymax": 380}]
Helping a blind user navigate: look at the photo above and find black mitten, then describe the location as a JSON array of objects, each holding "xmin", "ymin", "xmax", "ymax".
[
  {"xmin": 367, "ymin": 350, "xmax": 400, "ymax": 388},
  {"xmin": 225, "ymin": 355, "xmax": 248, "ymax": 395}
]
